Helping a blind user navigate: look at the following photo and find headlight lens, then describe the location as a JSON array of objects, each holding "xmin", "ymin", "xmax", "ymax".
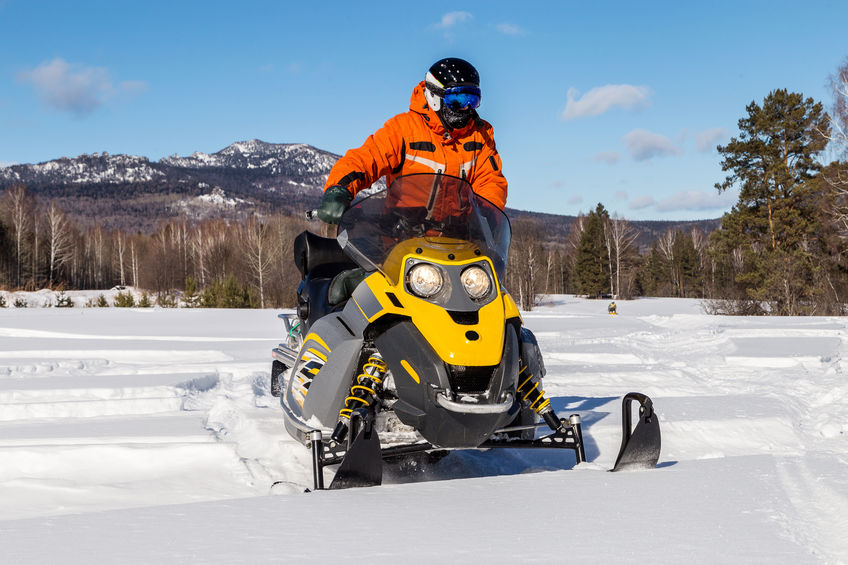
[
  {"xmin": 408, "ymin": 263, "xmax": 444, "ymax": 297},
  {"xmin": 461, "ymin": 266, "xmax": 491, "ymax": 299}
]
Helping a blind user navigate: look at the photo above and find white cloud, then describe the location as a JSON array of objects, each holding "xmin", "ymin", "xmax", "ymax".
[
  {"xmin": 622, "ymin": 129, "xmax": 682, "ymax": 161},
  {"xmin": 436, "ymin": 11, "xmax": 472, "ymax": 28},
  {"xmin": 567, "ymin": 195, "xmax": 583, "ymax": 205},
  {"xmin": 16, "ymin": 58, "xmax": 145, "ymax": 117},
  {"xmin": 655, "ymin": 189, "xmax": 736, "ymax": 212},
  {"xmin": 695, "ymin": 127, "xmax": 730, "ymax": 152},
  {"xmin": 496, "ymin": 23, "xmax": 523, "ymax": 35},
  {"xmin": 627, "ymin": 189, "xmax": 736, "ymax": 213},
  {"xmin": 630, "ymin": 196, "xmax": 656, "ymax": 210},
  {"xmin": 562, "ymin": 84, "xmax": 651, "ymax": 121},
  {"xmin": 592, "ymin": 150, "xmax": 620, "ymax": 164}
]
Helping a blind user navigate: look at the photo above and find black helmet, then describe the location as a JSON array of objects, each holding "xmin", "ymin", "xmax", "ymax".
[
  {"xmin": 424, "ymin": 57, "xmax": 481, "ymax": 131},
  {"xmin": 426, "ymin": 57, "xmax": 480, "ymax": 91}
]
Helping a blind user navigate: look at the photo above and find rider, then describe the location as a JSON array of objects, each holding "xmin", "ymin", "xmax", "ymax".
[
  {"xmin": 308, "ymin": 59, "xmax": 558, "ymax": 431},
  {"xmin": 316, "ymin": 57, "xmax": 508, "ymax": 225},
  {"xmin": 315, "ymin": 57, "xmax": 508, "ymax": 305}
]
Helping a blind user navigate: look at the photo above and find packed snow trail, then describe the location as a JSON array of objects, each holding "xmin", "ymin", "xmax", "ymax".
[
  {"xmin": 0, "ymin": 298, "xmax": 846, "ymax": 563},
  {"xmin": 0, "ymin": 309, "xmax": 314, "ymax": 519}
]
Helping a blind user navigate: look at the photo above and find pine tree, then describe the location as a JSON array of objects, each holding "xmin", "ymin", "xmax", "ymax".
[
  {"xmin": 716, "ymin": 89, "xmax": 828, "ymax": 251},
  {"xmin": 574, "ymin": 203, "xmax": 610, "ymax": 297},
  {"xmin": 713, "ymin": 89, "xmax": 831, "ymax": 314}
]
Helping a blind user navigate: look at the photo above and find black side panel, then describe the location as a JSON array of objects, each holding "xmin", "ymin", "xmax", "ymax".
[
  {"xmin": 375, "ymin": 320, "xmax": 519, "ymax": 448},
  {"xmin": 293, "ymin": 230, "xmax": 355, "ymax": 277},
  {"xmin": 375, "ymin": 321, "xmax": 451, "ymax": 428},
  {"xmin": 519, "ymin": 326, "xmax": 546, "ymax": 378},
  {"xmin": 490, "ymin": 323, "xmax": 520, "ymax": 397}
]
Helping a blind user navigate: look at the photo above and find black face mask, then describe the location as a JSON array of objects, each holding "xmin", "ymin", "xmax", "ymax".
[{"xmin": 439, "ymin": 105, "xmax": 474, "ymax": 131}]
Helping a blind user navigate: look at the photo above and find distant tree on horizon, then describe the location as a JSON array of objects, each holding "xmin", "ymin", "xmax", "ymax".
[
  {"xmin": 711, "ymin": 88, "xmax": 839, "ymax": 314},
  {"xmin": 574, "ymin": 203, "xmax": 610, "ymax": 297}
]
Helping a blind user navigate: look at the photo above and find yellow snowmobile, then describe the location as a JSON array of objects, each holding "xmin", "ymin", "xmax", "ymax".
[{"xmin": 271, "ymin": 173, "xmax": 660, "ymax": 489}]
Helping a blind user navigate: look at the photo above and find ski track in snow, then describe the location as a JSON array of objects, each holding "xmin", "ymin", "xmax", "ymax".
[{"xmin": 0, "ymin": 300, "xmax": 846, "ymax": 563}]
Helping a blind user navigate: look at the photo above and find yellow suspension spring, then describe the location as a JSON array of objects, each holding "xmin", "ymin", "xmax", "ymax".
[
  {"xmin": 338, "ymin": 356, "xmax": 388, "ymax": 421},
  {"xmin": 517, "ymin": 366, "xmax": 551, "ymax": 414}
]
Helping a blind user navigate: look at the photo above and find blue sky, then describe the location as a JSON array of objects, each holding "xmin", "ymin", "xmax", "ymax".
[{"xmin": 1, "ymin": 0, "xmax": 846, "ymax": 220}]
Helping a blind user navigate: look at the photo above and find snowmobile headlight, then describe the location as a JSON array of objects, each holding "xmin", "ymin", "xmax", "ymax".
[
  {"xmin": 461, "ymin": 265, "xmax": 491, "ymax": 299},
  {"xmin": 407, "ymin": 263, "xmax": 444, "ymax": 298}
]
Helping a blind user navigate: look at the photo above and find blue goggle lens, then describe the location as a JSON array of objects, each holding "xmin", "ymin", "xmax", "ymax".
[{"xmin": 443, "ymin": 86, "xmax": 481, "ymax": 110}]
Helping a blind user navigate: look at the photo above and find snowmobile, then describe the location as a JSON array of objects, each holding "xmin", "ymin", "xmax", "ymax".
[{"xmin": 271, "ymin": 173, "xmax": 660, "ymax": 490}]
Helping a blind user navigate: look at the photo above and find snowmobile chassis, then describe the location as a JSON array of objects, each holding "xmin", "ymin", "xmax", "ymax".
[
  {"xmin": 303, "ymin": 409, "xmax": 587, "ymax": 490},
  {"xmin": 275, "ymin": 325, "xmax": 660, "ymax": 490}
]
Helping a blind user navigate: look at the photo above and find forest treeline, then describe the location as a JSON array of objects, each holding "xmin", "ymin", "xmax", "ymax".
[
  {"xmin": 508, "ymin": 60, "xmax": 848, "ymax": 315},
  {"xmin": 0, "ymin": 189, "xmax": 311, "ymax": 308},
  {"xmin": 2, "ymin": 60, "xmax": 847, "ymax": 314}
]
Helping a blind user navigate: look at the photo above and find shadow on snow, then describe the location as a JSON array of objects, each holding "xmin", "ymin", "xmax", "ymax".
[{"xmin": 381, "ymin": 395, "xmax": 618, "ymax": 486}]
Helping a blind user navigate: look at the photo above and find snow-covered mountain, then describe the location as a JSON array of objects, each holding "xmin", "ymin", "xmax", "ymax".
[
  {"xmin": 161, "ymin": 140, "xmax": 337, "ymax": 179},
  {"xmin": 0, "ymin": 140, "xmax": 342, "ymax": 230},
  {"xmin": 0, "ymin": 152, "xmax": 165, "ymax": 185},
  {"xmin": 0, "ymin": 140, "xmax": 339, "ymax": 192}
]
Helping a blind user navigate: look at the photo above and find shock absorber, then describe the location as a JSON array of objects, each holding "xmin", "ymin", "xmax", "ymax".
[
  {"xmin": 331, "ymin": 354, "xmax": 388, "ymax": 443},
  {"xmin": 517, "ymin": 365, "xmax": 561, "ymax": 431}
]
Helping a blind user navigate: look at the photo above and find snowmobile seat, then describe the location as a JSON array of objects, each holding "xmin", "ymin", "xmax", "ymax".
[
  {"xmin": 293, "ymin": 230, "xmax": 355, "ymax": 278},
  {"xmin": 293, "ymin": 230, "xmax": 359, "ymax": 330}
]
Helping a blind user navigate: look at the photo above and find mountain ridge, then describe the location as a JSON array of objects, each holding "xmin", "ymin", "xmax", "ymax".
[{"xmin": 0, "ymin": 140, "xmax": 721, "ymax": 240}]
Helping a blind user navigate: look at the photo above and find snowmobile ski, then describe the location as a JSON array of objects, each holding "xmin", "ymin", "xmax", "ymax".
[
  {"xmin": 327, "ymin": 412, "xmax": 383, "ymax": 490},
  {"xmin": 611, "ymin": 392, "xmax": 661, "ymax": 471}
]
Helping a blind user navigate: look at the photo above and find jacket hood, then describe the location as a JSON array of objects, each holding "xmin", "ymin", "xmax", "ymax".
[{"xmin": 409, "ymin": 81, "xmax": 475, "ymax": 139}]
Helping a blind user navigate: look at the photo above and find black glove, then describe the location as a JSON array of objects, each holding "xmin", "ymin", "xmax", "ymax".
[{"xmin": 317, "ymin": 185, "xmax": 353, "ymax": 224}]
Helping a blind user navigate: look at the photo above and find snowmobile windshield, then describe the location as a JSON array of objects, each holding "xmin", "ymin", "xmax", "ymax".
[{"xmin": 337, "ymin": 173, "xmax": 511, "ymax": 283}]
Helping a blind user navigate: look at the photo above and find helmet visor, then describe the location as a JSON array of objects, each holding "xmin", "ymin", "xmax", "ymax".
[{"xmin": 442, "ymin": 85, "xmax": 481, "ymax": 110}]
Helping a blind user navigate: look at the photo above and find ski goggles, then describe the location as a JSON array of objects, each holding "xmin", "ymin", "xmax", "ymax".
[{"xmin": 442, "ymin": 85, "xmax": 481, "ymax": 110}]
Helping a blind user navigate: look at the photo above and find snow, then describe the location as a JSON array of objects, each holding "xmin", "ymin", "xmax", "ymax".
[
  {"xmin": 0, "ymin": 296, "xmax": 846, "ymax": 563},
  {"xmin": 1, "ymin": 287, "xmax": 152, "ymax": 309},
  {"xmin": 193, "ymin": 187, "xmax": 242, "ymax": 207}
]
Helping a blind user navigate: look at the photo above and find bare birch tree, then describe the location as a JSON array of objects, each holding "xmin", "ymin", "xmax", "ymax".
[
  {"xmin": 1, "ymin": 185, "xmax": 32, "ymax": 288},
  {"xmin": 823, "ymin": 60, "xmax": 848, "ymax": 240},
  {"xmin": 507, "ymin": 218, "xmax": 543, "ymax": 310},
  {"xmin": 602, "ymin": 219, "xmax": 614, "ymax": 297},
  {"xmin": 30, "ymin": 217, "xmax": 40, "ymax": 287},
  {"xmin": 608, "ymin": 214, "xmax": 639, "ymax": 298},
  {"xmin": 130, "ymin": 239, "xmax": 139, "ymax": 287},
  {"xmin": 190, "ymin": 225, "xmax": 209, "ymax": 286},
  {"xmin": 114, "ymin": 230, "xmax": 127, "ymax": 287},
  {"xmin": 565, "ymin": 214, "xmax": 585, "ymax": 264},
  {"xmin": 826, "ymin": 56, "xmax": 848, "ymax": 152},
  {"xmin": 657, "ymin": 228, "xmax": 678, "ymax": 294},
  {"xmin": 241, "ymin": 215, "xmax": 278, "ymax": 308},
  {"xmin": 93, "ymin": 225, "xmax": 105, "ymax": 287},
  {"xmin": 45, "ymin": 201, "xmax": 73, "ymax": 287}
]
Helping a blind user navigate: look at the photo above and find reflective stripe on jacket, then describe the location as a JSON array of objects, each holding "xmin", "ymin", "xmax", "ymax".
[{"xmin": 324, "ymin": 81, "xmax": 508, "ymax": 210}]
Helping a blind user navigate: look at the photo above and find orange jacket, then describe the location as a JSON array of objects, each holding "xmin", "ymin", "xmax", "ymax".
[{"xmin": 324, "ymin": 81, "xmax": 508, "ymax": 210}]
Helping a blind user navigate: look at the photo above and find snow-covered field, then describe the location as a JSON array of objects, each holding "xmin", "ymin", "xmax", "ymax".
[{"xmin": 1, "ymin": 296, "xmax": 846, "ymax": 563}]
